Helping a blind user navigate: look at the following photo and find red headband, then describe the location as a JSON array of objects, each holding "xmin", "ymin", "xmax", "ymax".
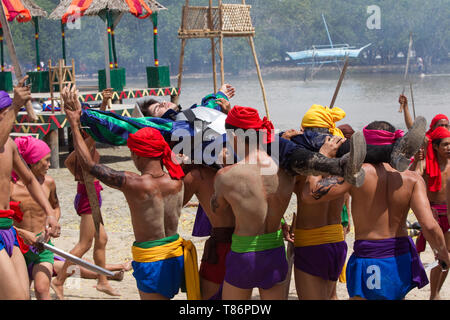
[
  {"xmin": 225, "ymin": 106, "xmax": 274, "ymax": 144},
  {"xmin": 127, "ymin": 127, "xmax": 184, "ymax": 180},
  {"xmin": 426, "ymin": 114, "xmax": 448, "ymax": 136},
  {"xmin": 425, "ymin": 127, "xmax": 450, "ymax": 192}
]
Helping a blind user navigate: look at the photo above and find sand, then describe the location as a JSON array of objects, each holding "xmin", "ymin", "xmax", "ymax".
[{"xmin": 40, "ymin": 144, "xmax": 449, "ymax": 300}]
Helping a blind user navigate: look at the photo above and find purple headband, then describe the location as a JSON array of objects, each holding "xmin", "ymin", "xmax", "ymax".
[{"xmin": 0, "ymin": 91, "xmax": 12, "ymax": 110}]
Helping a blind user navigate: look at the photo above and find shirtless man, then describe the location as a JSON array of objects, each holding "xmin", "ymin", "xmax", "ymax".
[
  {"xmin": 211, "ymin": 106, "xmax": 298, "ymax": 300},
  {"xmin": 291, "ymin": 135, "xmax": 354, "ymax": 300},
  {"xmin": 0, "ymin": 77, "xmax": 60, "ymax": 300},
  {"xmin": 11, "ymin": 136, "xmax": 60, "ymax": 300},
  {"xmin": 182, "ymin": 164, "xmax": 235, "ymax": 300},
  {"xmin": 62, "ymin": 85, "xmax": 199, "ymax": 300},
  {"xmin": 301, "ymin": 120, "xmax": 450, "ymax": 300},
  {"xmin": 411, "ymin": 126, "xmax": 450, "ymax": 299},
  {"xmin": 52, "ymin": 93, "xmax": 120, "ymax": 300}
]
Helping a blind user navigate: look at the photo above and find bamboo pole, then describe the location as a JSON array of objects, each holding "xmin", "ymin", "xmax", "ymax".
[
  {"xmin": 248, "ymin": 36, "xmax": 270, "ymax": 119},
  {"xmin": 208, "ymin": 0, "xmax": 217, "ymax": 93},
  {"xmin": 81, "ymin": 170, "xmax": 103, "ymax": 235}
]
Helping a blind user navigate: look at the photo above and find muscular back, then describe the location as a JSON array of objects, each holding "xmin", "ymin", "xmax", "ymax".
[
  {"xmin": 123, "ymin": 173, "xmax": 184, "ymax": 243},
  {"xmin": 351, "ymin": 163, "xmax": 418, "ymax": 240},
  {"xmin": 294, "ymin": 175, "xmax": 344, "ymax": 229},
  {"xmin": 214, "ymin": 150, "xmax": 294, "ymax": 237}
]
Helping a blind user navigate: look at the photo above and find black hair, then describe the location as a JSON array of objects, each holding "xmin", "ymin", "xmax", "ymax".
[
  {"xmin": 365, "ymin": 121, "xmax": 396, "ymax": 133},
  {"xmin": 432, "ymin": 138, "xmax": 443, "ymax": 149},
  {"xmin": 141, "ymin": 98, "xmax": 160, "ymax": 117}
]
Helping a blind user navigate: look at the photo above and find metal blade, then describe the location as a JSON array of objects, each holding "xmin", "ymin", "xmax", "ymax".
[{"xmin": 41, "ymin": 242, "xmax": 114, "ymax": 277}]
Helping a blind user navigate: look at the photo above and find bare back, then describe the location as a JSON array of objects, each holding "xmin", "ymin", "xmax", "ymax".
[
  {"xmin": 294, "ymin": 176, "xmax": 344, "ymax": 229},
  {"xmin": 214, "ymin": 150, "xmax": 295, "ymax": 236},
  {"xmin": 123, "ymin": 172, "xmax": 184, "ymax": 243},
  {"xmin": 351, "ymin": 163, "xmax": 418, "ymax": 240}
]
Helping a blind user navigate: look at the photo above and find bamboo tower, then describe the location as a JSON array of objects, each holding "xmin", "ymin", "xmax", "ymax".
[{"xmin": 177, "ymin": 0, "xmax": 269, "ymax": 119}]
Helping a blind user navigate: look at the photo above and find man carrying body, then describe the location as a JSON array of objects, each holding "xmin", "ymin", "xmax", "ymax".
[
  {"xmin": 182, "ymin": 164, "xmax": 235, "ymax": 300},
  {"xmin": 63, "ymin": 85, "xmax": 200, "ymax": 300},
  {"xmin": 0, "ymin": 78, "xmax": 60, "ymax": 300},
  {"xmin": 411, "ymin": 126, "xmax": 450, "ymax": 299},
  {"xmin": 11, "ymin": 136, "xmax": 61, "ymax": 300},
  {"xmin": 301, "ymin": 120, "xmax": 450, "ymax": 300}
]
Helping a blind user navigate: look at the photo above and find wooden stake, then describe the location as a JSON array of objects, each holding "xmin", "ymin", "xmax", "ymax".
[
  {"xmin": 81, "ymin": 170, "xmax": 103, "ymax": 235},
  {"xmin": 0, "ymin": 5, "xmax": 37, "ymax": 121},
  {"xmin": 248, "ymin": 36, "xmax": 270, "ymax": 120},
  {"xmin": 330, "ymin": 55, "xmax": 349, "ymax": 109}
]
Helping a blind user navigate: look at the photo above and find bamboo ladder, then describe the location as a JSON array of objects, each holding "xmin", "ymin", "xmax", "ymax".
[
  {"xmin": 48, "ymin": 58, "xmax": 76, "ymax": 113},
  {"xmin": 177, "ymin": 0, "xmax": 270, "ymax": 119}
]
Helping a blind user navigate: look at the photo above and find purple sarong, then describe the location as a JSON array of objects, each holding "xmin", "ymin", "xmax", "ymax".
[
  {"xmin": 0, "ymin": 227, "xmax": 18, "ymax": 257},
  {"xmin": 224, "ymin": 246, "xmax": 288, "ymax": 290},
  {"xmin": 192, "ymin": 205, "xmax": 212, "ymax": 237},
  {"xmin": 353, "ymin": 236, "xmax": 428, "ymax": 289},
  {"xmin": 294, "ymin": 241, "xmax": 347, "ymax": 281}
]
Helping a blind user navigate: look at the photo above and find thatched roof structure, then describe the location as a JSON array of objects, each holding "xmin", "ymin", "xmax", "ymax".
[
  {"xmin": 49, "ymin": 0, "xmax": 166, "ymax": 20},
  {"xmin": 22, "ymin": 0, "xmax": 48, "ymax": 18}
]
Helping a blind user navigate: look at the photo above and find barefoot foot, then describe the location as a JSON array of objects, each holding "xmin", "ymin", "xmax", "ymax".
[
  {"xmin": 50, "ymin": 279, "xmax": 65, "ymax": 300},
  {"xmin": 95, "ymin": 283, "xmax": 121, "ymax": 297}
]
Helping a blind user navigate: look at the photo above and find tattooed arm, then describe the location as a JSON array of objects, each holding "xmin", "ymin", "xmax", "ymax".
[{"xmin": 301, "ymin": 175, "xmax": 352, "ymax": 204}]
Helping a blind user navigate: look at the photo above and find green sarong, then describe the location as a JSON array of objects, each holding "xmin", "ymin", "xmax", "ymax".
[{"xmin": 231, "ymin": 229, "xmax": 284, "ymax": 253}]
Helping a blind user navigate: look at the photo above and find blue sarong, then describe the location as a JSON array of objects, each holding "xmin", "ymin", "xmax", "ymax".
[{"xmin": 346, "ymin": 237, "xmax": 428, "ymax": 300}]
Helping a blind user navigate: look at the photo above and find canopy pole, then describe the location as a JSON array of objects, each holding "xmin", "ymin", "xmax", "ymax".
[
  {"xmin": 33, "ymin": 17, "xmax": 40, "ymax": 71},
  {"xmin": 106, "ymin": 11, "xmax": 113, "ymax": 70},
  {"xmin": 0, "ymin": 27, "xmax": 4, "ymax": 71},
  {"xmin": 110, "ymin": 19, "xmax": 118, "ymax": 68},
  {"xmin": 61, "ymin": 21, "xmax": 66, "ymax": 63},
  {"xmin": 151, "ymin": 12, "xmax": 158, "ymax": 66}
]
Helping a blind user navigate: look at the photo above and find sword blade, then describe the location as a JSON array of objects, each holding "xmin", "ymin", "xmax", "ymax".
[{"xmin": 42, "ymin": 243, "xmax": 114, "ymax": 277}]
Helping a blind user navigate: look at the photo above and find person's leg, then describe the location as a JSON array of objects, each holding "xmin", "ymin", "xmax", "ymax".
[
  {"xmin": 0, "ymin": 247, "xmax": 30, "ymax": 300},
  {"xmin": 53, "ymin": 260, "xmax": 126, "ymax": 281},
  {"xmin": 222, "ymin": 281, "xmax": 253, "ymax": 300},
  {"xmin": 51, "ymin": 214, "xmax": 95, "ymax": 299},
  {"xmin": 138, "ymin": 290, "xmax": 169, "ymax": 300},
  {"xmin": 289, "ymin": 132, "xmax": 366, "ymax": 187},
  {"xmin": 294, "ymin": 267, "xmax": 330, "ymax": 300},
  {"xmin": 258, "ymin": 282, "xmax": 286, "ymax": 300},
  {"xmin": 93, "ymin": 223, "xmax": 120, "ymax": 296},
  {"xmin": 329, "ymin": 281, "xmax": 338, "ymax": 300},
  {"xmin": 32, "ymin": 262, "xmax": 53, "ymax": 300},
  {"xmin": 200, "ymin": 278, "xmax": 221, "ymax": 300}
]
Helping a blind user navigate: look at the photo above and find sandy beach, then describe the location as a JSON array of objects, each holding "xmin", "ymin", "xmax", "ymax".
[{"xmin": 41, "ymin": 144, "xmax": 449, "ymax": 301}]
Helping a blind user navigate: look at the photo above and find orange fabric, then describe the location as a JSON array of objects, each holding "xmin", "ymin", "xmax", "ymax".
[
  {"xmin": 62, "ymin": 0, "xmax": 93, "ymax": 24},
  {"xmin": 1, "ymin": 0, "xmax": 31, "ymax": 25},
  {"xmin": 125, "ymin": 0, "xmax": 152, "ymax": 19}
]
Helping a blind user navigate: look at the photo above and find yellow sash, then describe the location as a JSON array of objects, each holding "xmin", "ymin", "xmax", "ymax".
[
  {"xmin": 294, "ymin": 224, "xmax": 344, "ymax": 247},
  {"xmin": 131, "ymin": 237, "xmax": 201, "ymax": 300}
]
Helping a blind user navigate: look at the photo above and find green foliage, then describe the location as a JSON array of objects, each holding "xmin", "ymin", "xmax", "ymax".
[{"xmin": 4, "ymin": 0, "xmax": 449, "ymax": 75}]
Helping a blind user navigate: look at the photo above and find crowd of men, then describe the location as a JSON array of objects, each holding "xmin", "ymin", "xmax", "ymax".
[{"xmin": 0, "ymin": 75, "xmax": 448, "ymax": 300}]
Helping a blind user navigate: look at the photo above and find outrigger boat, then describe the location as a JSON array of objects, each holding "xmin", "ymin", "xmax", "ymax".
[{"xmin": 286, "ymin": 14, "xmax": 371, "ymax": 74}]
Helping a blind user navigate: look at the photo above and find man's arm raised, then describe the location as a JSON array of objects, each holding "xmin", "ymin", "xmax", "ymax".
[
  {"xmin": 11, "ymin": 140, "xmax": 60, "ymax": 238},
  {"xmin": 410, "ymin": 175, "xmax": 450, "ymax": 267},
  {"xmin": 63, "ymin": 85, "xmax": 126, "ymax": 190}
]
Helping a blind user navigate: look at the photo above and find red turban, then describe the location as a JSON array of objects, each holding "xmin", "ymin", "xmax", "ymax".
[
  {"xmin": 127, "ymin": 127, "xmax": 184, "ymax": 180},
  {"xmin": 225, "ymin": 106, "xmax": 274, "ymax": 144},
  {"xmin": 426, "ymin": 114, "xmax": 448, "ymax": 137},
  {"xmin": 425, "ymin": 126, "xmax": 450, "ymax": 192}
]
